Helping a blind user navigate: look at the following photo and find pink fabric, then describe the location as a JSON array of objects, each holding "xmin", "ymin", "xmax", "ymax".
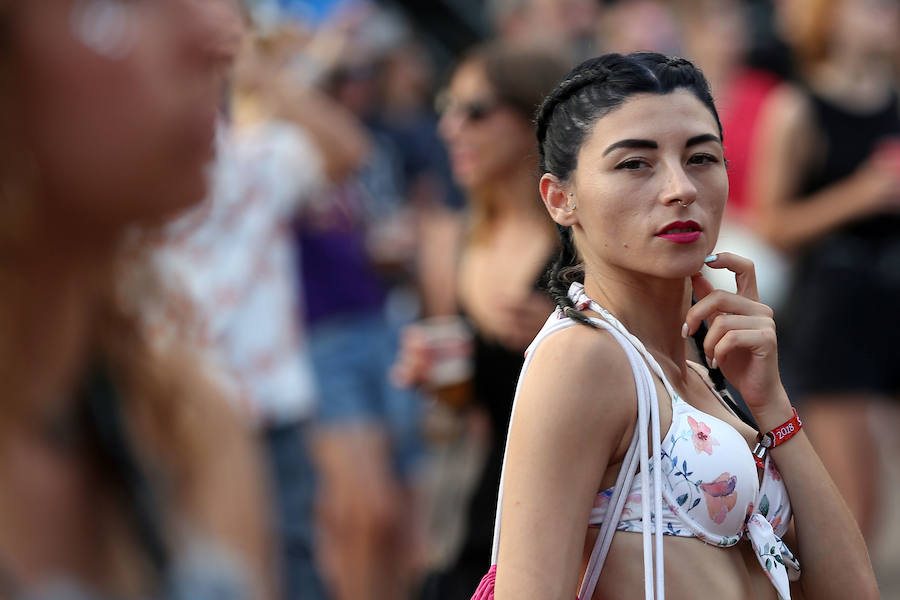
[
  {"xmin": 470, "ymin": 565, "xmax": 580, "ymax": 599},
  {"xmin": 718, "ymin": 68, "xmax": 781, "ymax": 221},
  {"xmin": 470, "ymin": 565, "xmax": 496, "ymax": 600}
]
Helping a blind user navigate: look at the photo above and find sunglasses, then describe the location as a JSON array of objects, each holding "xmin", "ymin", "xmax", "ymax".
[{"xmin": 438, "ymin": 95, "xmax": 504, "ymax": 123}]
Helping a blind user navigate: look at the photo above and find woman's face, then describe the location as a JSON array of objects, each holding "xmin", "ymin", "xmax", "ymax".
[
  {"xmin": 566, "ymin": 90, "xmax": 727, "ymax": 281},
  {"xmin": 831, "ymin": 0, "xmax": 900, "ymax": 60},
  {"xmin": 438, "ymin": 60, "xmax": 536, "ymax": 193},
  {"xmin": 11, "ymin": 0, "xmax": 241, "ymax": 231}
]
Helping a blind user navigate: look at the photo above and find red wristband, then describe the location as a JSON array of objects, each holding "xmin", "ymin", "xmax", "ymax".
[{"xmin": 753, "ymin": 407, "xmax": 802, "ymax": 468}]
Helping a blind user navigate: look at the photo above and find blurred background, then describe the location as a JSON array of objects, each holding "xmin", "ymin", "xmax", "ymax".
[
  {"xmin": 3, "ymin": 0, "xmax": 899, "ymax": 598},
  {"xmin": 181, "ymin": 0, "xmax": 900, "ymax": 597}
]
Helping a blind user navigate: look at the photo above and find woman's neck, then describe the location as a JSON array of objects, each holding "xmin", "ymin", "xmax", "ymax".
[
  {"xmin": 1, "ymin": 232, "xmax": 113, "ymax": 415},
  {"xmin": 479, "ymin": 165, "xmax": 543, "ymax": 222},
  {"xmin": 582, "ymin": 269, "xmax": 693, "ymax": 369}
]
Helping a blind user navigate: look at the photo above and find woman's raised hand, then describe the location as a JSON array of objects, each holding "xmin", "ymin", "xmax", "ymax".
[
  {"xmin": 390, "ymin": 325, "xmax": 432, "ymax": 388},
  {"xmin": 684, "ymin": 252, "xmax": 791, "ymax": 420}
]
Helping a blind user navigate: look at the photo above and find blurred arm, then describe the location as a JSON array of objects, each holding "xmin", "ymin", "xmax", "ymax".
[{"xmin": 749, "ymin": 84, "xmax": 898, "ymax": 252}]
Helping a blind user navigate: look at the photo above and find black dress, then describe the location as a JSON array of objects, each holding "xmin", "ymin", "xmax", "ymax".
[
  {"xmin": 780, "ymin": 90, "xmax": 900, "ymax": 399},
  {"xmin": 423, "ymin": 256, "xmax": 555, "ymax": 600}
]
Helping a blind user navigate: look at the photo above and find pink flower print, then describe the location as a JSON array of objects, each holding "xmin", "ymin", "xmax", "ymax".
[
  {"xmin": 688, "ymin": 416, "xmax": 720, "ymax": 455},
  {"xmin": 770, "ymin": 515, "xmax": 783, "ymax": 531},
  {"xmin": 768, "ymin": 462, "xmax": 782, "ymax": 481},
  {"xmin": 699, "ymin": 473, "xmax": 738, "ymax": 525},
  {"xmin": 621, "ymin": 493, "xmax": 642, "ymax": 518}
]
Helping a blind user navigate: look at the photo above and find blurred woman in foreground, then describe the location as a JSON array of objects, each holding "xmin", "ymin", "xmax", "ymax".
[{"xmin": 0, "ymin": 0, "xmax": 271, "ymax": 597}]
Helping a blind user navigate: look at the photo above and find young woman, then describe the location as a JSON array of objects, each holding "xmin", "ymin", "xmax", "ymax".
[
  {"xmin": 0, "ymin": 0, "xmax": 272, "ymax": 597},
  {"xmin": 750, "ymin": 0, "xmax": 900, "ymax": 539},
  {"xmin": 393, "ymin": 42, "xmax": 568, "ymax": 598},
  {"xmin": 479, "ymin": 52, "xmax": 877, "ymax": 599}
]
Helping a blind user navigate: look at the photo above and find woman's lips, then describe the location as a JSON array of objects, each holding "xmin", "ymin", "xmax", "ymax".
[
  {"xmin": 657, "ymin": 231, "xmax": 702, "ymax": 243},
  {"xmin": 656, "ymin": 220, "xmax": 702, "ymax": 243}
]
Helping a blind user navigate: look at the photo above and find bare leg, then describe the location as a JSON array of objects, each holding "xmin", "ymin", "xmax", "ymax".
[
  {"xmin": 312, "ymin": 425, "xmax": 407, "ymax": 600},
  {"xmin": 802, "ymin": 396, "xmax": 884, "ymax": 539}
]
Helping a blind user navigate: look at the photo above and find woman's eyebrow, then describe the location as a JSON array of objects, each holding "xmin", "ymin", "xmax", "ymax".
[
  {"xmin": 602, "ymin": 139, "xmax": 657, "ymax": 156},
  {"xmin": 602, "ymin": 133, "xmax": 722, "ymax": 157},
  {"xmin": 686, "ymin": 133, "xmax": 722, "ymax": 147}
]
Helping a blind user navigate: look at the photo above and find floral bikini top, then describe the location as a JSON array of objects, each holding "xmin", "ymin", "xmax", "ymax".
[
  {"xmin": 572, "ymin": 283, "xmax": 799, "ymax": 599},
  {"xmin": 485, "ymin": 284, "xmax": 800, "ymax": 600},
  {"xmin": 590, "ymin": 367, "xmax": 799, "ymax": 594}
]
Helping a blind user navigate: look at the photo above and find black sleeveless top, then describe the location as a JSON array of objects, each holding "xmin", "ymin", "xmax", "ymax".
[
  {"xmin": 798, "ymin": 90, "xmax": 900, "ymax": 243},
  {"xmin": 780, "ymin": 88, "xmax": 900, "ymax": 397}
]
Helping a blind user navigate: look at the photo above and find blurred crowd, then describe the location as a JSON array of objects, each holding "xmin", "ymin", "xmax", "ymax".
[{"xmin": 1, "ymin": 0, "xmax": 899, "ymax": 599}]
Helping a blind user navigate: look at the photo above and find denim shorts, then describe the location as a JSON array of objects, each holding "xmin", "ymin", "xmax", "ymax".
[{"xmin": 307, "ymin": 310, "xmax": 424, "ymax": 478}]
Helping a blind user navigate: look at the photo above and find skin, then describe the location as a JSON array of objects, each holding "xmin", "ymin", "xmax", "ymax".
[
  {"xmin": 438, "ymin": 60, "xmax": 539, "ymax": 195},
  {"xmin": 492, "ymin": 90, "xmax": 876, "ymax": 599},
  {"xmin": 0, "ymin": 0, "xmax": 272, "ymax": 596},
  {"xmin": 13, "ymin": 0, "xmax": 230, "ymax": 235}
]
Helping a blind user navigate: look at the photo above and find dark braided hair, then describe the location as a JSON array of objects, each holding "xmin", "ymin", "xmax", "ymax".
[{"xmin": 536, "ymin": 52, "xmax": 723, "ymax": 327}]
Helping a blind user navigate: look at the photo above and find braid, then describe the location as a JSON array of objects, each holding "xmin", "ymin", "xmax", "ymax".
[
  {"xmin": 665, "ymin": 56, "xmax": 692, "ymax": 69},
  {"xmin": 545, "ymin": 224, "xmax": 597, "ymax": 329},
  {"xmin": 535, "ymin": 61, "xmax": 611, "ymax": 147}
]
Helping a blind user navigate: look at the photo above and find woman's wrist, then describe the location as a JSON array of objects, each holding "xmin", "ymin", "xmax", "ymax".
[
  {"xmin": 748, "ymin": 388, "xmax": 794, "ymax": 433},
  {"xmin": 751, "ymin": 394, "xmax": 803, "ymax": 468}
]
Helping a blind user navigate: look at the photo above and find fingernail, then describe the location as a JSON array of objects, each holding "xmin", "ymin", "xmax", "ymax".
[
  {"xmin": 681, "ymin": 322, "xmax": 689, "ymax": 338},
  {"xmin": 704, "ymin": 254, "xmax": 718, "ymax": 264},
  {"xmin": 710, "ymin": 357, "xmax": 718, "ymax": 369}
]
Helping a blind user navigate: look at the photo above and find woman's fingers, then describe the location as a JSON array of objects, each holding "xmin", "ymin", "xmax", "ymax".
[
  {"xmin": 702, "ymin": 314, "xmax": 776, "ymax": 367},
  {"xmin": 390, "ymin": 328, "xmax": 431, "ymax": 387},
  {"xmin": 709, "ymin": 327, "xmax": 778, "ymax": 371},
  {"xmin": 684, "ymin": 288, "xmax": 773, "ymax": 337},
  {"xmin": 701, "ymin": 252, "xmax": 760, "ymax": 301},
  {"xmin": 690, "ymin": 271, "xmax": 716, "ymax": 301},
  {"xmin": 689, "ymin": 271, "xmax": 725, "ymax": 329}
]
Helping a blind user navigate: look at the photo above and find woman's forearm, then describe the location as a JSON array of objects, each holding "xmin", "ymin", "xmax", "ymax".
[{"xmin": 754, "ymin": 170, "xmax": 887, "ymax": 252}]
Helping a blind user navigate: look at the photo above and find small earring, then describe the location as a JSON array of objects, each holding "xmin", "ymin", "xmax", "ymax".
[{"xmin": 567, "ymin": 192, "xmax": 577, "ymax": 212}]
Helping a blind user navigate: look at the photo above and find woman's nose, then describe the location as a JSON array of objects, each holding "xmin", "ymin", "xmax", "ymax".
[
  {"xmin": 438, "ymin": 108, "xmax": 464, "ymax": 144},
  {"xmin": 659, "ymin": 162, "xmax": 698, "ymax": 207},
  {"xmin": 173, "ymin": 0, "xmax": 244, "ymax": 72}
]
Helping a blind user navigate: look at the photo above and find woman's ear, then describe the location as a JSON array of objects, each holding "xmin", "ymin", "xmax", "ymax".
[{"xmin": 540, "ymin": 173, "xmax": 578, "ymax": 226}]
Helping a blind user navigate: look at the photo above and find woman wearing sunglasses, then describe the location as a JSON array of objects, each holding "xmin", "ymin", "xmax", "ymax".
[{"xmin": 393, "ymin": 42, "xmax": 568, "ymax": 597}]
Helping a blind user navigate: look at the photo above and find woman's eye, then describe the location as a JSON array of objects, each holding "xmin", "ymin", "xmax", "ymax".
[
  {"xmin": 688, "ymin": 154, "xmax": 719, "ymax": 165},
  {"xmin": 616, "ymin": 159, "xmax": 646, "ymax": 170}
]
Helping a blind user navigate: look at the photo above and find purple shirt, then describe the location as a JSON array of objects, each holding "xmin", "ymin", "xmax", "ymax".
[{"xmin": 294, "ymin": 183, "xmax": 385, "ymax": 324}]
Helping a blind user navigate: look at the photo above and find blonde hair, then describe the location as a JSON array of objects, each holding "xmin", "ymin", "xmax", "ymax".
[{"xmin": 779, "ymin": 0, "xmax": 835, "ymax": 67}]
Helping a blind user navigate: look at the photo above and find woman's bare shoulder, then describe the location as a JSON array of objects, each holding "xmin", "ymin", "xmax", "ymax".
[
  {"xmin": 759, "ymin": 82, "xmax": 815, "ymax": 137},
  {"xmin": 516, "ymin": 320, "xmax": 638, "ymax": 437}
]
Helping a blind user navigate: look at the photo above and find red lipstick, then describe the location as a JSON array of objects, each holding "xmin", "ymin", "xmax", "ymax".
[{"xmin": 656, "ymin": 220, "xmax": 702, "ymax": 244}]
